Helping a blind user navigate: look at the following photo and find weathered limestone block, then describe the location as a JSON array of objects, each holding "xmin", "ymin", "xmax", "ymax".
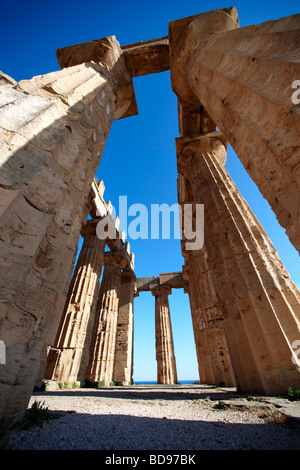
[
  {"xmin": 169, "ymin": 9, "xmax": 300, "ymax": 253},
  {"xmin": 113, "ymin": 270, "xmax": 136, "ymax": 385},
  {"xmin": 87, "ymin": 251, "xmax": 126, "ymax": 385},
  {"xmin": 45, "ymin": 219, "xmax": 106, "ymax": 384},
  {"xmin": 152, "ymin": 286, "xmax": 178, "ymax": 384},
  {"xmin": 176, "ymin": 131, "xmax": 300, "ymax": 395},
  {"xmin": 0, "ymin": 35, "xmax": 135, "ymax": 430}
]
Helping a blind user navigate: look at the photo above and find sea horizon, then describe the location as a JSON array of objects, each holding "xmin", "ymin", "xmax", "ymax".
[{"xmin": 133, "ymin": 380, "xmax": 199, "ymax": 385}]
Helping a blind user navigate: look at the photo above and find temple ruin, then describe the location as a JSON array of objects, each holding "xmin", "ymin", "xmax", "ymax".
[{"xmin": 0, "ymin": 6, "xmax": 300, "ymax": 431}]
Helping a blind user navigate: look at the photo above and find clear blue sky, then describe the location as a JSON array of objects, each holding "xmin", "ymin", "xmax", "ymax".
[{"xmin": 2, "ymin": 0, "xmax": 299, "ymax": 382}]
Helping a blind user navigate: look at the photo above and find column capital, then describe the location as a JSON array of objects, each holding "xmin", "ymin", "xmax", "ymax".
[
  {"xmin": 80, "ymin": 218, "xmax": 101, "ymax": 238},
  {"xmin": 104, "ymin": 250, "xmax": 128, "ymax": 269},
  {"xmin": 151, "ymin": 285, "xmax": 172, "ymax": 297},
  {"xmin": 169, "ymin": 7, "xmax": 238, "ymax": 104},
  {"xmin": 182, "ymin": 264, "xmax": 190, "ymax": 281},
  {"xmin": 56, "ymin": 35, "xmax": 138, "ymax": 121},
  {"xmin": 183, "ymin": 284, "xmax": 190, "ymax": 294},
  {"xmin": 121, "ymin": 269, "xmax": 136, "ymax": 283},
  {"xmin": 176, "ymin": 131, "xmax": 227, "ymax": 176}
]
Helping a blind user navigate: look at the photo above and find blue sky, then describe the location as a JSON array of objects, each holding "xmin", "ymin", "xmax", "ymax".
[{"xmin": 2, "ymin": 0, "xmax": 299, "ymax": 382}]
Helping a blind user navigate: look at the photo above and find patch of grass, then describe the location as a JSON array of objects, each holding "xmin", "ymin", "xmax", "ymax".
[
  {"xmin": 246, "ymin": 396, "xmax": 255, "ymax": 401},
  {"xmin": 258, "ymin": 412, "xmax": 270, "ymax": 420},
  {"xmin": 259, "ymin": 409, "xmax": 291, "ymax": 425},
  {"xmin": 23, "ymin": 401, "xmax": 50, "ymax": 429},
  {"xmin": 58, "ymin": 381, "xmax": 69, "ymax": 389},
  {"xmin": 0, "ymin": 401, "xmax": 54, "ymax": 448},
  {"xmin": 58, "ymin": 381, "xmax": 79, "ymax": 389},
  {"xmin": 213, "ymin": 400, "xmax": 228, "ymax": 411},
  {"xmin": 286, "ymin": 387, "xmax": 300, "ymax": 402}
]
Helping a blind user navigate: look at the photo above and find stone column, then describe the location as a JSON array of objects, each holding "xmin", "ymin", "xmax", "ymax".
[
  {"xmin": 0, "ymin": 36, "xmax": 136, "ymax": 429},
  {"xmin": 87, "ymin": 251, "xmax": 126, "ymax": 385},
  {"xmin": 45, "ymin": 219, "xmax": 106, "ymax": 384},
  {"xmin": 113, "ymin": 270, "xmax": 136, "ymax": 385},
  {"xmin": 152, "ymin": 286, "xmax": 178, "ymax": 385},
  {"xmin": 176, "ymin": 131, "xmax": 300, "ymax": 395},
  {"xmin": 169, "ymin": 8, "xmax": 300, "ymax": 253},
  {"xmin": 178, "ymin": 173, "xmax": 235, "ymax": 387},
  {"xmin": 182, "ymin": 261, "xmax": 236, "ymax": 388}
]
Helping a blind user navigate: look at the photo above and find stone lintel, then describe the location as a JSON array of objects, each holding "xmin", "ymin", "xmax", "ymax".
[
  {"xmin": 159, "ymin": 271, "xmax": 186, "ymax": 288},
  {"xmin": 136, "ymin": 276, "xmax": 159, "ymax": 292},
  {"xmin": 136, "ymin": 271, "xmax": 187, "ymax": 292},
  {"xmin": 55, "ymin": 35, "xmax": 138, "ymax": 120},
  {"xmin": 121, "ymin": 36, "xmax": 169, "ymax": 77}
]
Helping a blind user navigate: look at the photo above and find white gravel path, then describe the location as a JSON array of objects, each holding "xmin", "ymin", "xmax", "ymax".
[{"xmin": 2, "ymin": 385, "xmax": 300, "ymax": 450}]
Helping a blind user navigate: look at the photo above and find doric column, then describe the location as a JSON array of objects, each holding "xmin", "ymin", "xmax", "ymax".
[
  {"xmin": 87, "ymin": 251, "xmax": 127, "ymax": 385},
  {"xmin": 179, "ymin": 174, "xmax": 236, "ymax": 388},
  {"xmin": 152, "ymin": 286, "xmax": 178, "ymax": 385},
  {"xmin": 0, "ymin": 37, "xmax": 135, "ymax": 429},
  {"xmin": 176, "ymin": 131, "xmax": 300, "ymax": 395},
  {"xmin": 169, "ymin": 8, "xmax": 300, "ymax": 253},
  {"xmin": 45, "ymin": 219, "xmax": 105, "ymax": 384},
  {"xmin": 182, "ymin": 261, "xmax": 236, "ymax": 387},
  {"xmin": 113, "ymin": 270, "xmax": 136, "ymax": 385}
]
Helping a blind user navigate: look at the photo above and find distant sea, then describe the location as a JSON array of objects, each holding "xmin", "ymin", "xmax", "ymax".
[{"xmin": 134, "ymin": 380, "xmax": 198, "ymax": 385}]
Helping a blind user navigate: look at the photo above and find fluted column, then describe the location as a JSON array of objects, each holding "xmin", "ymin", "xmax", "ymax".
[
  {"xmin": 169, "ymin": 8, "xmax": 300, "ymax": 253},
  {"xmin": 0, "ymin": 36, "xmax": 135, "ymax": 429},
  {"xmin": 152, "ymin": 286, "xmax": 178, "ymax": 385},
  {"xmin": 183, "ymin": 261, "xmax": 236, "ymax": 387},
  {"xmin": 179, "ymin": 173, "xmax": 236, "ymax": 387},
  {"xmin": 177, "ymin": 131, "xmax": 300, "ymax": 395},
  {"xmin": 113, "ymin": 270, "xmax": 136, "ymax": 385},
  {"xmin": 45, "ymin": 219, "xmax": 105, "ymax": 383},
  {"xmin": 87, "ymin": 251, "xmax": 126, "ymax": 385}
]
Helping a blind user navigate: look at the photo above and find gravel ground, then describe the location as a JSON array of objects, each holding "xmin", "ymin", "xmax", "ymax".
[{"xmin": 2, "ymin": 384, "xmax": 300, "ymax": 451}]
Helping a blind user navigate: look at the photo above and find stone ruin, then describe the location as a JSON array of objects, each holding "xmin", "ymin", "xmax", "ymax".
[{"xmin": 0, "ymin": 6, "xmax": 300, "ymax": 431}]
